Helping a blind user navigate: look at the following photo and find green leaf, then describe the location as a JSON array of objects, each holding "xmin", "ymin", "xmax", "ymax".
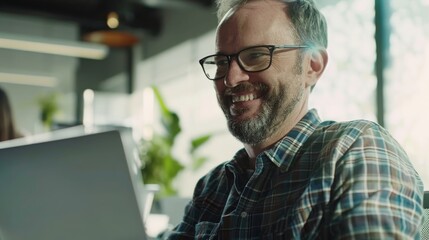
[
  {"xmin": 192, "ymin": 156, "xmax": 208, "ymax": 170},
  {"xmin": 151, "ymin": 85, "xmax": 181, "ymax": 143},
  {"xmin": 139, "ymin": 86, "xmax": 212, "ymax": 198},
  {"xmin": 190, "ymin": 134, "xmax": 211, "ymax": 154},
  {"xmin": 151, "ymin": 86, "xmax": 170, "ymax": 117}
]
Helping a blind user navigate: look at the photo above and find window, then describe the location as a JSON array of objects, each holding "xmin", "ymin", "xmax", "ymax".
[
  {"xmin": 310, "ymin": 0, "xmax": 376, "ymax": 122},
  {"xmin": 386, "ymin": 0, "xmax": 429, "ymax": 188}
]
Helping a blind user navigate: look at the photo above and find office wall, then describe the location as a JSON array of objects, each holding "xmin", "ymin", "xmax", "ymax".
[{"xmin": 0, "ymin": 13, "xmax": 79, "ymax": 134}]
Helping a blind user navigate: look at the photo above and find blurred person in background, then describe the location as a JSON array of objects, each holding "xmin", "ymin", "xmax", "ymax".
[{"xmin": 0, "ymin": 87, "xmax": 23, "ymax": 141}]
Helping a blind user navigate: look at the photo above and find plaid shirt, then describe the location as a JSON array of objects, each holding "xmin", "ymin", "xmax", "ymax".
[{"xmin": 168, "ymin": 109, "xmax": 424, "ymax": 239}]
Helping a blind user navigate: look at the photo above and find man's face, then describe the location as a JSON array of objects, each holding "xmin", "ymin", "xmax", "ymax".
[{"xmin": 214, "ymin": 0, "xmax": 309, "ymax": 145}]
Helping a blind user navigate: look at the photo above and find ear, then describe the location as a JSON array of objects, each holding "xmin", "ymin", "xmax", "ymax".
[{"xmin": 305, "ymin": 48, "xmax": 328, "ymax": 88}]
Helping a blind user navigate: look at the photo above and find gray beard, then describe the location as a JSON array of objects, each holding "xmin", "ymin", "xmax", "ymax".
[
  {"xmin": 224, "ymin": 83, "xmax": 301, "ymax": 145},
  {"xmin": 221, "ymin": 56, "xmax": 304, "ymax": 145},
  {"xmin": 227, "ymin": 101, "xmax": 273, "ymax": 145}
]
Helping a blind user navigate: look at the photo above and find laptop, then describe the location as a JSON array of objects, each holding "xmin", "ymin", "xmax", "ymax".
[{"xmin": 0, "ymin": 126, "xmax": 153, "ymax": 240}]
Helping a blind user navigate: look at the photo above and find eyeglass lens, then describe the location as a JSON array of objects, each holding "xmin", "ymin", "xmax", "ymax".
[{"xmin": 202, "ymin": 46, "xmax": 272, "ymax": 80}]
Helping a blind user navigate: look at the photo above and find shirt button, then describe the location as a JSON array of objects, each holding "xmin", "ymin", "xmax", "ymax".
[{"xmin": 241, "ymin": 212, "xmax": 248, "ymax": 218}]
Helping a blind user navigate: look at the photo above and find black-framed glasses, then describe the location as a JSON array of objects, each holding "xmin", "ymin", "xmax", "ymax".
[{"xmin": 198, "ymin": 44, "xmax": 308, "ymax": 80}]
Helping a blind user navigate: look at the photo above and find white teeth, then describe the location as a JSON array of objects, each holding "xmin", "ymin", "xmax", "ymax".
[{"xmin": 232, "ymin": 94, "xmax": 256, "ymax": 103}]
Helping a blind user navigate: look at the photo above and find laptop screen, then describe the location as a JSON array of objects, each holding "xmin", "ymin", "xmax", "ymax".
[{"xmin": 0, "ymin": 126, "xmax": 149, "ymax": 240}]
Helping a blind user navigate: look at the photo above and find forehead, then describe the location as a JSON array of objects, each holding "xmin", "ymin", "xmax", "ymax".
[{"xmin": 215, "ymin": 0, "xmax": 295, "ymax": 52}]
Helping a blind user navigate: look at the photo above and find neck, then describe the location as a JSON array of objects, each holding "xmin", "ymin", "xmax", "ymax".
[{"xmin": 243, "ymin": 104, "xmax": 309, "ymax": 169}]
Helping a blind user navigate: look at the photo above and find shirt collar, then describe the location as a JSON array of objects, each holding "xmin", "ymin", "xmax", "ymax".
[
  {"xmin": 264, "ymin": 109, "xmax": 321, "ymax": 170},
  {"xmin": 229, "ymin": 109, "xmax": 321, "ymax": 172}
]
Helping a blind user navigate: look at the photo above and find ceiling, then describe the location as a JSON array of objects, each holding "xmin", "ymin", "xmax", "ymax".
[{"xmin": 0, "ymin": 0, "xmax": 215, "ymax": 36}]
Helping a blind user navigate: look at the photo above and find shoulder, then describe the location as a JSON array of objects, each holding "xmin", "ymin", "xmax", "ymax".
[
  {"xmin": 316, "ymin": 119, "xmax": 420, "ymax": 183},
  {"xmin": 312, "ymin": 119, "xmax": 400, "ymax": 151},
  {"xmin": 316, "ymin": 119, "xmax": 381, "ymax": 138},
  {"xmin": 307, "ymin": 118, "xmax": 415, "ymax": 174},
  {"xmin": 330, "ymin": 119, "xmax": 404, "ymax": 153}
]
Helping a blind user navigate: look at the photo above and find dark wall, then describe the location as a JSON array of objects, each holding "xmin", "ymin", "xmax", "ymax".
[{"xmin": 142, "ymin": 6, "xmax": 218, "ymax": 59}]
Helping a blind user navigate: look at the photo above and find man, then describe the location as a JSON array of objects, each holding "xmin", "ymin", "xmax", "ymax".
[{"xmin": 168, "ymin": 0, "xmax": 424, "ymax": 238}]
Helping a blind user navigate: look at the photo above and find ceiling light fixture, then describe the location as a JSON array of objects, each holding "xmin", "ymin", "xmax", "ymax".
[
  {"xmin": 0, "ymin": 32, "xmax": 109, "ymax": 60},
  {"xmin": 107, "ymin": 12, "xmax": 120, "ymax": 29},
  {"xmin": 0, "ymin": 72, "xmax": 57, "ymax": 87}
]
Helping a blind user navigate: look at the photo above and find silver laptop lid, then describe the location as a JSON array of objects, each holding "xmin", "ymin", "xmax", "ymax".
[{"xmin": 0, "ymin": 126, "xmax": 148, "ymax": 240}]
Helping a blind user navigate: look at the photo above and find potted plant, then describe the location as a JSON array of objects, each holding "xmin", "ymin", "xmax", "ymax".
[
  {"xmin": 38, "ymin": 93, "xmax": 59, "ymax": 130},
  {"xmin": 139, "ymin": 86, "xmax": 211, "ymax": 198}
]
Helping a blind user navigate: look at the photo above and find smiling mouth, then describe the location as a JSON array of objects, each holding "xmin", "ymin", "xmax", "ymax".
[{"xmin": 232, "ymin": 93, "xmax": 257, "ymax": 103}]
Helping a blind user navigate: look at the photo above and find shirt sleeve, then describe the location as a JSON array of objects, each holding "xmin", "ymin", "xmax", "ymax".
[
  {"xmin": 325, "ymin": 123, "xmax": 424, "ymax": 239},
  {"xmin": 166, "ymin": 178, "xmax": 206, "ymax": 239},
  {"xmin": 166, "ymin": 163, "xmax": 228, "ymax": 239}
]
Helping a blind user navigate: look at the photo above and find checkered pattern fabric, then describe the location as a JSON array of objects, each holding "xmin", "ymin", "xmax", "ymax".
[
  {"xmin": 422, "ymin": 192, "xmax": 429, "ymax": 240},
  {"xmin": 422, "ymin": 209, "xmax": 429, "ymax": 240},
  {"xmin": 168, "ymin": 109, "xmax": 424, "ymax": 239}
]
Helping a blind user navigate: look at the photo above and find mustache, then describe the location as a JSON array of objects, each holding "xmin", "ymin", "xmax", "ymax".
[{"xmin": 224, "ymin": 82, "xmax": 268, "ymax": 95}]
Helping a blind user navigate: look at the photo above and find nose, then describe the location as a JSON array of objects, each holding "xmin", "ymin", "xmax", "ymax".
[{"xmin": 223, "ymin": 59, "xmax": 250, "ymax": 88}]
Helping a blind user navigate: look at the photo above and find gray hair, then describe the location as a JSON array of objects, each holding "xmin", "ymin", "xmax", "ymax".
[{"xmin": 216, "ymin": 0, "xmax": 328, "ymax": 49}]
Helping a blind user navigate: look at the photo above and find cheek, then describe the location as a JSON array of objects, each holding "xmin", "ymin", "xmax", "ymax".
[
  {"xmin": 264, "ymin": 62, "xmax": 294, "ymax": 84},
  {"xmin": 270, "ymin": 55, "xmax": 296, "ymax": 73},
  {"xmin": 270, "ymin": 62, "xmax": 286, "ymax": 73},
  {"xmin": 213, "ymin": 81, "xmax": 224, "ymax": 95},
  {"xmin": 268, "ymin": 63, "xmax": 306, "ymax": 92}
]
